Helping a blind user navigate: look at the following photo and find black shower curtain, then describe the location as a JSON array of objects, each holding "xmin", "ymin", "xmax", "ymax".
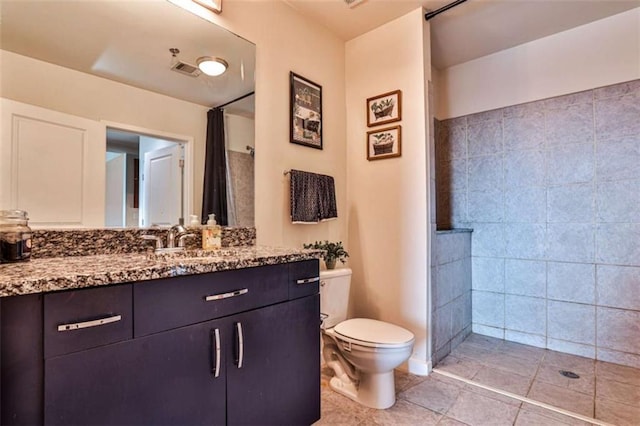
[{"xmin": 201, "ymin": 107, "xmax": 228, "ymax": 225}]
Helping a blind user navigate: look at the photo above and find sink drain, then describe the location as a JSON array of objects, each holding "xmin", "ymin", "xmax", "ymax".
[{"xmin": 559, "ymin": 370, "xmax": 580, "ymax": 379}]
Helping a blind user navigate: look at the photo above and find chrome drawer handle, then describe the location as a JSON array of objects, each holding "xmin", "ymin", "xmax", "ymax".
[
  {"xmin": 212, "ymin": 328, "xmax": 221, "ymax": 378},
  {"xmin": 57, "ymin": 315, "xmax": 122, "ymax": 332},
  {"xmin": 296, "ymin": 277, "xmax": 320, "ymax": 285},
  {"xmin": 205, "ymin": 288, "xmax": 249, "ymax": 302},
  {"xmin": 236, "ymin": 322, "xmax": 244, "ymax": 369}
]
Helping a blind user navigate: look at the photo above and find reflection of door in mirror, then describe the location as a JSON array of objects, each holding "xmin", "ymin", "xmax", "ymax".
[
  {"xmin": 0, "ymin": 99, "xmax": 106, "ymax": 228},
  {"xmin": 106, "ymin": 129, "xmax": 187, "ymax": 228},
  {"xmin": 142, "ymin": 142, "xmax": 184, "ymax": 227}
]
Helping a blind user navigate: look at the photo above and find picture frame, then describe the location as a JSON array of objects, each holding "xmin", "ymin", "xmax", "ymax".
[
  {"xmin": 367, "ymin": 90, "xmax": 402, "ymax": 127},
  {"xmin": 367, "ymin": 125, "xmax": 402, "ymax": 161},
  {"xmin": 290, "ymin": 72, "xmax": 323, "ymax": 150}
]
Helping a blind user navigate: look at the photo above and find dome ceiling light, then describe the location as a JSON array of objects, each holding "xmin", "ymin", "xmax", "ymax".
[{"xmin": 197, "ymin": 56, "xmax": 228, "ymax": 77}]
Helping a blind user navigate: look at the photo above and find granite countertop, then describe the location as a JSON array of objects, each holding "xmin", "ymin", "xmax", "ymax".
[{"xmin": 0, "ymin": 246, "xmax": 321, "ymax": 298}]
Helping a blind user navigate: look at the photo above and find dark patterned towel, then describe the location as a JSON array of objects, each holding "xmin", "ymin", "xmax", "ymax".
[{"xmin": 290, "ymin": 170, "xmax": 337, "ymax": 223}]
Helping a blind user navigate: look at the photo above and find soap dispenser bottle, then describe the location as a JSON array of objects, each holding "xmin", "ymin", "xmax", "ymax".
[{"xmin": 202, "ymin": 214, "xmax": 221, "ymax": 250}]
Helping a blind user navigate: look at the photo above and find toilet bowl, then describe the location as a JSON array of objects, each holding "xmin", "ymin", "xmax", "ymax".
[{"xmin": 320, "ymin": 269, "xmax": 415, "ymax": 409}]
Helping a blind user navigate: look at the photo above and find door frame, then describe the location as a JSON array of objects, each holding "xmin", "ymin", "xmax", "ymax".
[
  {"xmin": 102, "ymin": 121, "xmax": 194, "ymax": 227},
  {"xmin": 105, "ymin": 152, "xmax": 127, "ymax": 227}
]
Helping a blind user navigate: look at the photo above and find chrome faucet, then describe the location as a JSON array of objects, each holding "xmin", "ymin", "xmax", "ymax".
[
  {"xmin": 141, "ymin": 234, "xmax": 164, "ymax": 250},
  {"xmin": 142, "ymin": 224, "xmax": 195, "ymax": 252},
  {"xmin": 166, "ymin": 224, "xmax": 187, "ymax": 248}
]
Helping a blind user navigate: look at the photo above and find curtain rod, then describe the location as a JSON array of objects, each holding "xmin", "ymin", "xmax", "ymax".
[
  {"xmin": 425, "ymin": 0, "xmax": 467, "ymax": 21},
  {"xmin": 214, "ymin": 91, "xmax": 255, "ymax": 109}
]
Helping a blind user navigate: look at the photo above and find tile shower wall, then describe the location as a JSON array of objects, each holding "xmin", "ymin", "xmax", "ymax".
[
  {"xmin": 435, "ymin": 79, "xmax": 640, "ymax": 368},
  {"xmin": 431, "ymin": 230, "xmax": 472, "ymax": 364},
  {"xmin": 227, "ymin": 150, "xmax": 255, "ymax": 227}
]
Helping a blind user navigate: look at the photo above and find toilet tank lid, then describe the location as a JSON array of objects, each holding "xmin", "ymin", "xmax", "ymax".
[
  {"xmin": 334, "ymin": 318, "xmax": 414, "ymax": 346},
  {"xmin": 320, "ymin": 268, "xmax": 352, "ymax": 279}
]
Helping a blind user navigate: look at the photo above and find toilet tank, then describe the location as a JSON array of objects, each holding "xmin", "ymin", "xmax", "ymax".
[{"xmin": 320, "ymin": 268, "xmax": 352, "ymax": 329}]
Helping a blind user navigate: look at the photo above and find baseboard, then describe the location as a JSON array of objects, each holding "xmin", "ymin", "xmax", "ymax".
[{"xmin": 407, "ymin": 355, "xmax": 431, "ymax": 376}]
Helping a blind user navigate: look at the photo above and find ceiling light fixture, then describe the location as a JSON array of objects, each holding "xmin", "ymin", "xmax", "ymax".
[{"xmin": 196, "ymin": 57, "xmax": 228, "ymax": 76}]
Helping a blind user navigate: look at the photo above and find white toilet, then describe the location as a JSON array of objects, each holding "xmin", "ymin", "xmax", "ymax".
[{"xmin": 320, "ymin": 268, "xmax": 415, "ymax": 409}]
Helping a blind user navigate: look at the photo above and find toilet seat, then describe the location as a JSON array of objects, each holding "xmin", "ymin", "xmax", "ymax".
[{"xmin": 333, "ymin": 318, "xmax": 414, "ymax": 349}]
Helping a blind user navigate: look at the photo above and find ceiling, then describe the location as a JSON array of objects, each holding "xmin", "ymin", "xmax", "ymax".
[
  {"xmin": 0, "ymin": 0, "xmax": 256, "ymax": 109},
  {"xmin": 1, "ymin": 0, "xmax": 637, "ymax": 106},
  {"xmin": 283, "ymin": 0, "xmax": 640, "ymax": 69}
]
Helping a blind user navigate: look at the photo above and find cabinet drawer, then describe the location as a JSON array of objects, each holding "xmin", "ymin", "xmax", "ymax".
[
  {"xmin": 44, "ymin": 284, "xmax": 133, "ymax": 358},
  {"xmin": 134, "ymin": 264, "xmax": 289, "ymax": 336},
  {"xmin": 289, "ymin": 259, "xmax": 320, "ymax": 300}
]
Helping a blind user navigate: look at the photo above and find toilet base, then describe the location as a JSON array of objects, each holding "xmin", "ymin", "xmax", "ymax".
[{"xmin": 329, "ymin": 371, "xmax": 396, "ymax": 409}]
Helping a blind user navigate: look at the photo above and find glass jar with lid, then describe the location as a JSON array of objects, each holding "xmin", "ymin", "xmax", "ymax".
[{"xmin": 0, "ymin": 209, "xmax": 33, "ymax": 263}]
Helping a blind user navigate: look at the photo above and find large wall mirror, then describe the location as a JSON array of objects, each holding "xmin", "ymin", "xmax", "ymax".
[{"xmin": 0, "ymin": 0, "xmax": 255, "ymax": 228}]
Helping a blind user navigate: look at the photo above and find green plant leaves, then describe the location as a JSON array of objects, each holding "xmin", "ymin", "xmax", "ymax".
[{"xmin": 302, "ymin": 240, "xmax": 349, "ymax": 263}]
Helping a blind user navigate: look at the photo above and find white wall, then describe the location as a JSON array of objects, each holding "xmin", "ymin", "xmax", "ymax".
[
  {"xmin": 224, "ymin": 113, "xmax": 254, "ymax": 153},
  {"xmin": 176, "ymin": 0, "xmax": 347, "ymax": 249},
  {"xmin": 345, "ymin": 8, "xmax": 432, "ymax": 374},
  {"xmin": 436, "ymin": 8, "xmax": 640, "ymax": 119}
]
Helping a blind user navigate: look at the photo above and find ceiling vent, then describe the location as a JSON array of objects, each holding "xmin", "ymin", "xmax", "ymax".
[
  {"xmin": 171, "ymin": 61, "xmax": 202, "ymax": 77},
  {"xmin": 344, "ymin": 0, "xmax": 367, "ymax": 8}
]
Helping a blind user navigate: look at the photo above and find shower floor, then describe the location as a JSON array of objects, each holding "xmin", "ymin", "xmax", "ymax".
[{"xmin": 316, "ymin": 333, "xmax": 640, "ymax": 425}]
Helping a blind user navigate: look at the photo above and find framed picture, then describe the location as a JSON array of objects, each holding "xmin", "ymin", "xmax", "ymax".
[
  {"xmin": 367, "ymin": 90, "xmax": 402, "ymax": 127},
  {"xmin": 290, "ymin": 72, "xmax": 322, "ymax": 150},
  {"xmin": 367, "ymin": 125, "xmax": 401, "ymax": 161}
]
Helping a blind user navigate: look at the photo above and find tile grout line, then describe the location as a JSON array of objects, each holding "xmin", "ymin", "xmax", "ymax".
[
  {"xmin": 432, "ymin": 368, "xmax": 614, "ymax": 426},
  {"xmin": 524, "ymin": 350, "xmax": 544, "ymax": 398}
]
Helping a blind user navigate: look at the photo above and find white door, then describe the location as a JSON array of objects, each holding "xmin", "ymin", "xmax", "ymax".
[
  {"xmin": 0, "ymin": 98, "xmax": 105, "ymax": 227},
  {"xmin": 105, "ymin": 153, "xmax": 126, "ymax": 227},
  {"xmin": 142, "ymin": 144, "xmax": 182, "ymax": 227}
]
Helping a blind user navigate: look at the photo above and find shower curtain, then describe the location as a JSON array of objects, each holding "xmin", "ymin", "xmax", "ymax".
[{"xmin": 201, "ymin": 107, "xmax": 228, "ymax": 225}]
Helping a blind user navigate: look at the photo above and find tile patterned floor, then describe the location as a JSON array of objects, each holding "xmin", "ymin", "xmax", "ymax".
[{"xmin": 315, "ymin": 334, "xmax": 640, "ymax": 425}]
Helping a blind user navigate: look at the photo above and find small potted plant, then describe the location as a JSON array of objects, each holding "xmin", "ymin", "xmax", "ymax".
[{"xmin": 303, "ymin": 240, "xmax": 349, "ymax": 270}]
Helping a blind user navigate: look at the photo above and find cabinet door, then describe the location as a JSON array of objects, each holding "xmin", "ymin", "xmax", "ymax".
[
  {"xmin": 226, "ymin": 295, "xmax": 320, "ymax": 425},
  {"xmin": 44, "ymin": 319, "xmax": 227, "ymax": 426},
  {"xmin": 1, "ymin": 294, "xmax": 44, "ymax": 426}
]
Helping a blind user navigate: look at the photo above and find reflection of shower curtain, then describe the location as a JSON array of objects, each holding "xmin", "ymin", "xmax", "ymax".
[{"xmin": 201, "ymin": 108, "xmax": 228, "ymax": 225}]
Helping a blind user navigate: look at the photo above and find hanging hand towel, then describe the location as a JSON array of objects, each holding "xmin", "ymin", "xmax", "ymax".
[
  {"xmin": 290, "ymin": 170, "xmax": 338, "ymax": 224},
  {"xmin": 318, "ymin": 174, "xmax": 337, "ymax": 222},
  {"xmin": 290, "ymin": 170, "xmax": 320, "ymax": 223}
]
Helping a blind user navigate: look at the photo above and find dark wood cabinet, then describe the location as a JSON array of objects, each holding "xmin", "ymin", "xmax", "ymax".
[
  {"xmin": 1, "ymin": 294, "xmax": 44, "ymax": 425},
  {"xmin": 44, "ymin": 318, "xmax": 227, "ymax": 426},
  {"xmin": 226, "ymin": 294, "xmax": 320, "ymax": 426},
  {"xmin": 1, "ymin": 260, "xmax": 320, "ymax": 426}
]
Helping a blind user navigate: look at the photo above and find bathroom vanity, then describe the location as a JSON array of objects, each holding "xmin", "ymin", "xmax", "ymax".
[{"xmin": 0, "ymin": 245, "xmax": 321, "ymax": 426}]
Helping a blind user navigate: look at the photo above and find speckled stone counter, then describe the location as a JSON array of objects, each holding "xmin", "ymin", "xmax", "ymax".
[
  {"xmin": 0, "ymin": 246, "xmax": 321, "ymax": 297},
  {"xmin": 31, "ymin": 227, "xmax": 256, "ymax": 259}
]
